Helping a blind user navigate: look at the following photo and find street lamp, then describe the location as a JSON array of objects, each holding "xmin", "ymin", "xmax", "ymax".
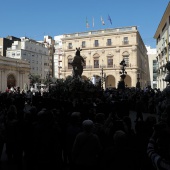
[
  {"xmin": 28, "ymin": 73, "xmax": 33, "ymax": 87},
  {"xmin": 46, "ymin": 71, "xmax": 51, "ymax": 91},
  {"xmin": 136, "ymin": 72, "xmax": 141, "ymax": 89},
  {"xmin": 101, "ymin": 67, "xmax": 106, "ymax": 90},
  {"xmin": 118, "ymin": 59, "xmax": 127, "ymax": 90}
]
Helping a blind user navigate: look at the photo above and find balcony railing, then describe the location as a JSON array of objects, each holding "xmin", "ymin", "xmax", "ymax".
[
  {"xmin": 63, "ymin": 26, "xmax": 136, "ymax": 38},
  {"xmin": 122, "ymin": 41, "xmax": 129, "ymax": 45},
  {"xmin": 94, "ymin": 44, "xmax": 99, "ymax": 47},
  {"xmin": 67, "ymin": 46, "xmax": 73, "ymax": 49},
  {"xmin": 63, "ymin": 64, "xmax": 116, "ymax": 71},
  {"xmin": 106, "ymin": 42, "xmax": 112, "ymax": 46}
]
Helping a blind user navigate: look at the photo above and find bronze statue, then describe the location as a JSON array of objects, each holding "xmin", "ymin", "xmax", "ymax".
[{"xmin": 70, "ymin": 48, "xmax": 85, "ymax": 79}]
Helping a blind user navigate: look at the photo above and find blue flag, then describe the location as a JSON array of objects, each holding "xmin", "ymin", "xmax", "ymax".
[{"xmin": 108, "ymin": 15, "xmax": 112, "ymax": 25}]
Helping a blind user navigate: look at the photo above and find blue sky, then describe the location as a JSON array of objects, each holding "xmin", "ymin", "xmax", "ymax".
[{"xmin": 1, "ymin": 0, "xmax": 169, "ymax": 48}]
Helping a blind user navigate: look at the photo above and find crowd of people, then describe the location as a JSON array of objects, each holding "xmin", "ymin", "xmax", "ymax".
[{"xmin": 0, "ymin": 81, "xmax": 170, "ymax": 170}]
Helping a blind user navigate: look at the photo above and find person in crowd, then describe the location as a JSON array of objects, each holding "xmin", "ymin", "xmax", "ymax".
[
  {"xmin": 147, "ymin": 123, "xmax": 170, "ymax": 170},
  {"xmin": 100, "ymin": 130, "xmax": 141, "ymax": 170},
  {"xmin": 135, "ymin": 95, "xmax": 143, "ymax": 122},
  {"xmin": 5, "ymin": 104, "xmax": 23, "ymax": 170},
  {"xmin": 72, "ymin": 119, "xmax": 102, "ymax": 170}
]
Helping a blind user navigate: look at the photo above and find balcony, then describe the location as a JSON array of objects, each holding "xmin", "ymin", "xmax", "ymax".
[
  {"xmin": 122, "ymin": 41, "xmax": 129, "ymax": 45},
  {"xmin": 94, "ymin": 44, "xmax": 99, "ymax": 47},
  {"xmin": 81, "ymin": 45, "xmax": 86, "ymax": 48},
  {"xmin": 106, "ymin": 42, "xmax": 112, "ymax": 46},
  {"xmin": 62, "ymin": 64, "xmax": 120, "ymax": 72},
  {"xmin": 67, "ymin": 46, "xmax": 73, "ymax": 49},
  {"xmin": 107, "ymin": 65, "xmax": 113, "ymax": 68}
]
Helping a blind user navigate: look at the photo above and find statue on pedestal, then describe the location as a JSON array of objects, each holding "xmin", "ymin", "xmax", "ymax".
[{"xmin": 70, "ymin": 48, "xmax": 85, "ymax": 79}]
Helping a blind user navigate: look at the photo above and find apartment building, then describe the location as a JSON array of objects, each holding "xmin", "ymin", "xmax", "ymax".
[
  {"xmin": 0, "ymin": 36, "xmax": 20, "ymax": 57},
  {"xmin": 6, "ymin": 37, "xmax": 50, "ymax": 80},
  {"xmin": 61, "ymin": 26, "xmax": 149, "ymax": 89},
  {"xmin": 54, "ymin": 35, "xmax": 63, "ymax": 79},
  {"xmin": 146, "ymin": 46, "xmax": 157, "ymax": 89},
  {"xmin": 41, "ymin": 35, "xmax": 55, "ymax": 77},
  {"xmin": 154, "ymin": 2, "xmax": 170, "ymax": 91}
]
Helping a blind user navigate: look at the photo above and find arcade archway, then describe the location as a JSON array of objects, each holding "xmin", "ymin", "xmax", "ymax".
[
  {"xmin": 105, "ymin": 75, "xmax": 116, "ymax": 88},
  {"xmin": 124, "ymin": 75, "xmax": 131, "ymax": 87}
]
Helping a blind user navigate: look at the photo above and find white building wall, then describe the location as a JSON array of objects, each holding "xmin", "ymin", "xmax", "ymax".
[
  {"xmin": 54, "ymin": 35, "xmax": 63, "ymax": 79},
  {"xmin": 146, "ymin": 46, "xmax": 157, "ymax": 88},
  {"xmin": 6, "ymin": 37, "xmax": 49, "ymax": 80}
]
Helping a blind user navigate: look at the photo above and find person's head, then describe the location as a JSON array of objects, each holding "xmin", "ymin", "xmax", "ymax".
[
  {"xmin": 75, "ymin": 47, "xmax": 82, "ymax": 56},
  {"xmin": 82, "ymin": 119, "xmax": 94, "ymax": 133},
  {"xmin": 113, "ymin": 130, "xmax": 127, "ymax": 147},
  {"xmin": 70, "ymin": 112, "xmax": 81, "ymax": 125}
]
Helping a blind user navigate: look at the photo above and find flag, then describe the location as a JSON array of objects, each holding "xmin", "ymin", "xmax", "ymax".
[
  {"xmin": 86, "ymin": 17, "xmax": 89, "ymax": 28},
  {"xmin": 101, "ymin": 16, "xmax": 105, "ymax": 25},
  {"xmin": 92, "ymin": 17, "xmax": 94, "ymax": 27},
  {"xmin": 108, "ymin": 14, "xmax": 112, "ymax": 25}
]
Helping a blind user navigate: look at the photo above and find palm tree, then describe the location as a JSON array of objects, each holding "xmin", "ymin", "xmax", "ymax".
[{"xmin": 29, "ymin": 74, "xmax": 41, "ymax": 86}]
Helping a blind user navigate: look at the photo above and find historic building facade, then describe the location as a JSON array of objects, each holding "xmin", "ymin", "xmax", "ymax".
[
  {"xmin": 6, "ymin": 37, "xmax": 50, "ymax": 80},
  {"xmin": 0, "ymin": 36, "xmax": 21, "ymax": 57},
  {"xmin": 154, "ymin": 2, "xmax": 170, "ymax": 91},
  {"xmin": 0, "ymin": 56, "xmax": 30, "ymax": 92},
  {"xmin": 61, "ymin": 26, "xmax": 149, "ymax": 89}
]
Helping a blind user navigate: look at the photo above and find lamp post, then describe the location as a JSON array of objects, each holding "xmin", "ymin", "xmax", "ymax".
[
  {"xmin": 46, "ymin": 71, "xmax": 51, "ymax": 91},
  {"xmin": 136, "ymin": 73, "xmax": 141, "ymax": 89},
  {"xmin": 101, "ymin": 67, "xmax": 106, "ymax": 91},
  {"xmin": 118, "ymin": 59, "xmax": 127, "ymax": 90},
  {"xmin": 28, "ymin": 73, "xmax": 33, "ymax": 87}
]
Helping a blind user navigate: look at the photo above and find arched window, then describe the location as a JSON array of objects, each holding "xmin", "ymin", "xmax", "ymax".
[{"xmin": 122, "ymin": 51, "xmax": 129, "ymax": 67}]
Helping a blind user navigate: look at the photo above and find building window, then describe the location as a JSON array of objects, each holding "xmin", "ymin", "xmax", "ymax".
[
  {"xmin": 17, "ymin": 52, "xmax": 20, "ymax": 56},
  {"xmin": 68, "ymin": 59, "xmax": 73, "ymax": 69},
  {"xmin": 123, "ymin": 55, "xmax": 129, "ymax": 67},
  {"xmin": 68, "ymin": 43, "xmax": 72, "ymax": 49},
  {"xmin": 157, "ymin": 35, "xmax": 160, "ymax": 44},
  {"xmin": 162, "ymin": 23, "xmax": 167, "ymax": 32},
  {"xmin": 123, "ymin": 37, "xmax": 129, "ymax": 45},
  {"xmin": 107, "ymin": 39, "xmax": 112, "ymax": 46},
  {"xmin": 94, "ymin": 40, "xmax": 99, "ymax": 47},
  {"xmin": 82, "ymin": 41, "xmax": 86, "ymax": 48},
  {"xmin": 7, "ymin": 52, "xmax": 10, "ymax": 57},
  {"xmin": 12, "ymin": 53, "xmax": 15, "ymax": 57},
  {"xmin": 107, "ymin": 58, "xmax": 113, "ymax": 67},
  {"xmin": 94, "ymin": 58, "xmax": 99, "ymax": 68}
]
